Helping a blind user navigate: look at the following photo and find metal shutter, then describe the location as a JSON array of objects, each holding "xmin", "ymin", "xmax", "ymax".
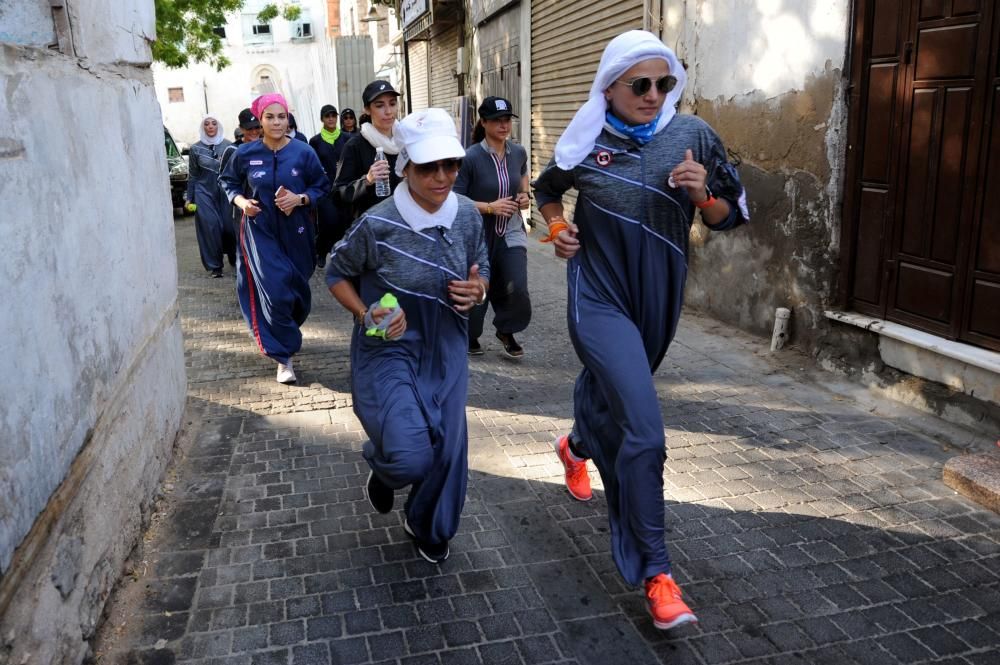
[
  {"xmin": 429, "ymin": 24, "xmax": 461, "ymax": 108},
  {"xmin": 530, "ymin": 0, "xmax": 645, "ymax": 227},
  {"xmin": 408, "ymin": 40, "xmax": 430, "ymax": 112}
]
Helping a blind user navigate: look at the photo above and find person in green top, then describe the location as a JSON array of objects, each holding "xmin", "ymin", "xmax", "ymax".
[{"xmin": 309, "ymin": 104, "xmax": 352, "ymax": 266}]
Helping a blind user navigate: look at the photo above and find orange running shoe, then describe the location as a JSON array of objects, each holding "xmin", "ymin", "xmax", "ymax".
[
  {"xmin": 645, "ymin": 574, "xmax": 698, "ymax": 630},
  {"xmin": 554, "ymin": 435, "xmax": 592, "ymax": 501}
]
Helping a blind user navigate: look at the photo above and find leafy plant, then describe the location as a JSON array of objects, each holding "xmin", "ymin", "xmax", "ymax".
[{"xmin": 153, "ymin": 0, "xmax": 245, "ymax": 70}]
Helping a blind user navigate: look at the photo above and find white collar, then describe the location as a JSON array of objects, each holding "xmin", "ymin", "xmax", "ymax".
[
  {"xmin": 393, "ymin": 180, "xmax": 457, "ymax": 232},
  {"xmin": 361, "ymin": 122, "xmax": 399, "ymax": 154}
]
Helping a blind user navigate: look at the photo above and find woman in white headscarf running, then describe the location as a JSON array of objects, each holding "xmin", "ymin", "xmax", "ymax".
[
  {"xmin": 533, "ymin": 30, "xmax": 750, "ymax": 631},
  {"xmin": 186, "ymin": 114, "xmax": 234, "ymax": 277}
]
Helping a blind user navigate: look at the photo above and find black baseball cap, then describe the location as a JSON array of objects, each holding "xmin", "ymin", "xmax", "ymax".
[
  {"xmin": 238, "ymin": 108, "xmax": 261, "ymax": 130},
  {"xmin": 478, "ymin": 96, "xmax": 518, "ymax": 120},
  {"xmin": 320, "ymin": 104, "xmax": 338, "ymax": 117},
  {"xmin": 362, "ymin": 80, "xmax": 400, "ymax": 106},
  {"xmin": 341, "ymin": 108, "xmax": 356, "ymax": 117}
]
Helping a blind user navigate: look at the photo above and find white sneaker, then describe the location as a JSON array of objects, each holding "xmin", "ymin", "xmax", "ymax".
[{"xmin": 276, "ymin": 361, "xmax": 296, "ymax": 384}]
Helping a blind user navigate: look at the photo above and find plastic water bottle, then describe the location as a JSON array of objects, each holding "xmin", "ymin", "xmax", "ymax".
[
  {"xmin": 365, "ymin": 293, "xmax": 400, "ymax": 339},
  {"xmin": 374, "ymin": 147, "xmax": 391, "ymax": 198}
]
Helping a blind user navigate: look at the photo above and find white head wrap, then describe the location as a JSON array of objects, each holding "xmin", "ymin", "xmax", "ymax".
[
  {"xmin": 553, "ymin": 30, "xmax": 686, "ymax": 170},
  {"xmin": 199, "ymin": 114, "xmax": 225, "ymax": 147}
]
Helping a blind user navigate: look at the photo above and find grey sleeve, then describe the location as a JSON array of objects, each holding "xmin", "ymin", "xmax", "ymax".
[
  {"xmin": 532, "ymin": 157, "xmax": 576, "ymax": 209},
  {"xmin": 325, "ymin": 217, "xmax": 377, "ymax": 287},
  {"xmin": 453, "ymin": 154, "xmax": 473, "ymax": 196}
]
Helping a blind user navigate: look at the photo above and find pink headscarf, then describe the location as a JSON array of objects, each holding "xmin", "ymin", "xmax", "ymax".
[{"xmin": 251, "ymin": 93, "xmax": 289, "ymax": 120}]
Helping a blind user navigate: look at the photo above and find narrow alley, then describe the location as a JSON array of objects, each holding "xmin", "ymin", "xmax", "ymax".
[{"xmin": 97, "ymin": 218, "xmax": 1000, "ymax": 665}]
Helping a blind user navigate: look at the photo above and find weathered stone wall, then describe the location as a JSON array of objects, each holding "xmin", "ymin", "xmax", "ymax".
[
  {"xmin": 0, "ymin": 1, "xmax": 186, "ymax": 663},
  {"xmin": 665, "ymin": 0, "xmax": 851, "ymax": 350}
]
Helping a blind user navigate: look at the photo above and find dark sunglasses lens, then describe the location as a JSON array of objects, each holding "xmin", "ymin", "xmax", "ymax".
[
  {"xmin": 416, "ymin": 159, "xmax": 461, "ymax": 175},
  {"xmin": 657, "ymin": 76, "xmax": 678, "ymax": 93},
  {"xmin": 629, "ymin": 78, "xmax": 653, "ymax": 96}
]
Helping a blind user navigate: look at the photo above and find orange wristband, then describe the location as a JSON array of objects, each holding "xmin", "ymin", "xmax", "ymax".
[{"xmin": 540, "ymin": 219, "xmax": 569, "ymax": 243}]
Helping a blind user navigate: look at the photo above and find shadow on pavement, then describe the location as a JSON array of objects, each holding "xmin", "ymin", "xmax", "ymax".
[{"xmin": 106, "ymin": 398, "xmax": 1000, "ymax": 665}]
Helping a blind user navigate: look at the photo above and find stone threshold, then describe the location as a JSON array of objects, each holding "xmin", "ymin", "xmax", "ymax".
[{"xmin": 825, "ymin": 310, "xmax": 1000, "ymax": 408}]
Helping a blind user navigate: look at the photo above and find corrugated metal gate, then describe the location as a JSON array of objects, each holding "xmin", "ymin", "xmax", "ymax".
[
  {"xmin": 529, "ymin": 0, "xmax": 645, "ymax": 227},
  {"xmin": 408, "ymin": 40, "xmax": 430, "ymax": 112},
  {"xmin": 430, "ymin": 24, "xmax": 462, "ymax": 108},
  {"xmin": 478, "ymin": 5, "xmax": 523, "ymax": 142}
]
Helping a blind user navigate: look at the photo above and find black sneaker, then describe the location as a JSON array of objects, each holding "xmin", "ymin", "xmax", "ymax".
[
  {"xmin": 366, "ymin": 470, "xmax": 393, "ymax": 514},
  {"xmin": 495, "ymin": 332, "xmax": 524, "ymax": 358},
  {"xmin": 468, "ymin": 339, "xmax": 484, "ymax": 356},
  {"xmin": 211, "ymin": 269, "xmax": 224, "ymax": 278},
  {"xmin": 403, "ymin": 519, "xmax": 450, "ymax": 564}
]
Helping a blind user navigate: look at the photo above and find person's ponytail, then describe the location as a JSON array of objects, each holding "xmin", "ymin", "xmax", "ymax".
[{"xmin": 471, "ymin": 120, "xmax": 486, "ymax": 143}]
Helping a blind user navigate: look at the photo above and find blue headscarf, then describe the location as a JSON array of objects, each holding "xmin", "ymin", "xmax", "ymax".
[{"xmin": 605, "ymin": 110, "xmax": 663, "ymax": 145}]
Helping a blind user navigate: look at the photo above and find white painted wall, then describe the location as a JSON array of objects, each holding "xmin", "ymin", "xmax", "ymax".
[
  {"xmin": 660, "ymin": 0, "xmax": 852, "ymax": 346},
  {"xmin": 0, "ymin": 1, "xmax": 186, "ymax": 662},
  {"xmin": 155, "ymin": 0, "xmax": 338, "ymax": 145},
  {"xmin": 662, "ymin": 0, "xmax": 850, "ymax": 101}
]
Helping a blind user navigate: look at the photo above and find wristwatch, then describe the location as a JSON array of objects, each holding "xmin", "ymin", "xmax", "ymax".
[
  {"xmin": 694, "ymin": 185, "xmax": 717, "ymax": 210},
  {"xmin": 299, "ymin": 194, "xmax": 306, "ymax": 207}
]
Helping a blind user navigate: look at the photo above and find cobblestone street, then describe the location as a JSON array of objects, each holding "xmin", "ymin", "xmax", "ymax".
[{"xmin": 102, "ymin": 218, "xmax": 1000, "ymax": 665}]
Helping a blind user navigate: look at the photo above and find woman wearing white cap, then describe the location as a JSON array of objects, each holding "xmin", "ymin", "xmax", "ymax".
[
  {"xmin": 326, "ymin": 108, "xmax": 490, "ymax": 564},
  {"xmin": 533, "ymin": 30, "xmax": 749, "ymax": 630}
]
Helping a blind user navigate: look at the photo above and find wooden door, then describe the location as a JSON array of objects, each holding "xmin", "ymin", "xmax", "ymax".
[{"xmin": 842, "ymin": 0, "xmax": 1000, "ymax": 351}]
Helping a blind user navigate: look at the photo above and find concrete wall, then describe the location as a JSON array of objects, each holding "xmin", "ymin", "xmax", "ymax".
[
  {"xmin": 0, "ymin": 0, "xmax": 186, "ymax": 662},
  {"xmin": 664, "ymin": 0, "xmax": 851, "ymax": 349},
  {"xmin": 155, "ymin": 0, "xmax": 337, "ymax": 144}
]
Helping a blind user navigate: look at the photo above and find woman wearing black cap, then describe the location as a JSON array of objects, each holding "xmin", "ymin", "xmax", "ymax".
[
  {"xmin": 334, "ymin": 80, "xmax": 403, "ymax": 220},
  {"xmin": 309, "ymin": 105, "xmax": 351, "ymax": 265},
  {"xmin": 454, "ymin": 97, "xmax": 532, "ymax": 358},
  {"xmin": 340, "ymin": 108, "xmax": 358, "ymax": 135}
]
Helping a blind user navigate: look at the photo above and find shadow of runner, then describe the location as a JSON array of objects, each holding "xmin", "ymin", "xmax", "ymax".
[{"xmin": 106, "ymin": 399, "xmax": 1000, "ymax": 665}]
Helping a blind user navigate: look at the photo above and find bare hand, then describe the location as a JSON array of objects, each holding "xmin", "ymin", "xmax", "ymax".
[
  {"xmin": 367, "ymin": 159, "xmax": 390, "ymax": 185},
  {"xmin": 515, "ymin": 192, "xmax": 530, "ymax": 209},
  {"xmin": 669, "ymin": 149, "xmax": 709, "ymax": 203},
  {"xmin": 370, "ymin": 305, "xmax": 407, "ymax": 340},
  {"xmin": 553, "ymin": 222, "xmax": 580, "ymax": 259},
  {"xmin": 489, "ymin": 198, "xmax": 519, "ymax": 217},
  {"xmin": 241, "ymin": 198, "xmax": 261, "ymax": 217},
  {"xmin": 449, "ymin": 264, "xmax": 487, "ymax": 312},
  {"xmin": 275, "ymin": 188, "xmax": 300, "ymax": 216}
]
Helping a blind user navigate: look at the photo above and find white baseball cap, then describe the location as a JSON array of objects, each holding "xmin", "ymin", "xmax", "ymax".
[{"xmin": 393, "ymin": 108, "xmax": 466, "ymax": 176}]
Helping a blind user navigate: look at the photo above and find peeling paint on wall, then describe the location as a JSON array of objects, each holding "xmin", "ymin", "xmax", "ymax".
[{"xmin": 666, "ymin": 0, "xmax": 851, "ymax": 353}]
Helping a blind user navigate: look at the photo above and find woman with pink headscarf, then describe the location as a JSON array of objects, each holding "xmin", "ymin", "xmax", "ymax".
[{"xmin": 219, "ymin": 93, "xmax": 331, "ymax": 384}]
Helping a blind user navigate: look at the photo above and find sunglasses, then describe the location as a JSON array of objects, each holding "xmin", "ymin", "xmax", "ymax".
[
  {"xmin": 413, "ymin": 158, "xmax": 462, "ymax": 176},
  {"xmin": 614, "ymin": 75, "xmax": 678, "ymax": 96}
]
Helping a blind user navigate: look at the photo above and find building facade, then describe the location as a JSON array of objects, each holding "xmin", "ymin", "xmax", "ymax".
[
  {"xmin": 155, "ymin": 0, "xmax": 340, "ymax": 145},
  {"xmin": 0, "ymin": 1, "xmax": 187, "ymax": 662}
]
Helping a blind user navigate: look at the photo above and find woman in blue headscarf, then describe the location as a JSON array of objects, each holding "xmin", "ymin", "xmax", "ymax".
[{"xmin": 533, "ymin": 30, "xmax": 750, "ymax": 631}]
